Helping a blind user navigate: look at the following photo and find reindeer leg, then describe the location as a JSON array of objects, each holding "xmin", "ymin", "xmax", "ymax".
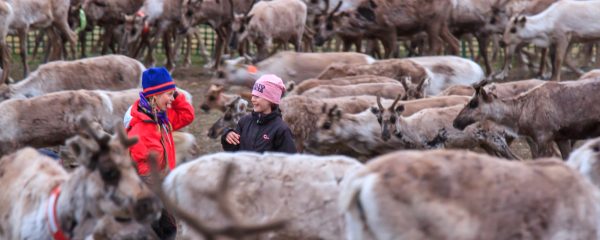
[
  {"xmin": 477, "ymin": 34, "xmax": 492, "ymax": 77},
  {"xmin": 18, "ymin": 28, "xmax": 29, "ymax": 78},
  {"xmin": 557, "ymin": 140, "xmax": 572, "ymax": 160}
]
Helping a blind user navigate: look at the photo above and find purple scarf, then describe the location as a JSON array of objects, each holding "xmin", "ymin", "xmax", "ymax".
[{"xmin": 138, "ymin": 92, "xmax": 170, "ymax": 128}]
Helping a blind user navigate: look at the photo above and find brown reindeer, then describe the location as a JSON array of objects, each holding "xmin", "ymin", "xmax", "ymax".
[
  {"xmin": 341, "ymin": 149, "xmax": 600, "ymax": 239},
  {"xmin": 0, "ymin": 118, "xmax": 161, "ymax": 239},
  {"xmin": 454, "ymin": 78, "xmax": 600, "ymax": 159}
]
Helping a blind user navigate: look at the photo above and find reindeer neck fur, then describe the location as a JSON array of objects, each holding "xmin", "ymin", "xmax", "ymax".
[
  {"xmin": 338, "ymin": 110, "xmax": 381, "ymax": 149},
  {"xmin": 486, "ymin": 95, "xmax": 525, "ymax": 131},
  {"xmin": 397, "ymin": 107, "xmax": 460, "ymax": 149},
  {"xmin": 514, "ymin": 5, "xmax": 558, "ymax": 47},
  {"xmin": 54, "ymin": 168, "xmax": 103, "ymax": 237}
]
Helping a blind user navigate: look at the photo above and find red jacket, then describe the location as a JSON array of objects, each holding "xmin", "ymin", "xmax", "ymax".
[{"xmin": 127, "ymin": 94, "xmax": 195, "ymax": 176}]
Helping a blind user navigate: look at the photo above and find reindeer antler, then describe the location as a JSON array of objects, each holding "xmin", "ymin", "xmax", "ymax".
[
  {"xmin": 330, "ymin": 1, "xmax": 343, "ymax": 15},
  {"xmin": 79, "ymin": 116, "xmax": 110, "ymax": 146},
  {"xmin": 148, "ymin": 154, "xmax": 286, "ymax": 240},
  {"xmin": 390, "ymin": 93, "xmax": 402, "ymax": 110},
  {"xmin": 323, "ymin": 0, "xmax": 330, "ymax": 15},
  {"xmin": 116, "ymin": 122, "xmax": 138, "ymax": 148},
  {"xmin": 245, "ymin": 0, "xmax": 258, "ymax": 17},
  {"xmin": 376, "ymin": 95, "xmax": 384, "ymax": 111},
  {"xmin": 328, "ymin": 104, "xmax": 339, "ymax": 117},
  {"xmin": 399, "ymin": 76, "xmax": 409, "ymax": 89}
]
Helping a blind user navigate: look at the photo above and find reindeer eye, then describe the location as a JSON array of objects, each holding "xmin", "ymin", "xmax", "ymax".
[
  {"xmin": 323, "ymin": 122, "xmax": 331, "ymax": 130},
  {"xmin": 224, "ymin": 113, "xmax": 232, "ymax": 121},
  {"xmin": 490, "ymin": 17, "xmax": 496, "ymax": 24},
  {"xmin": 313, "ymin": 18, "xmax": 320, "ymax": 25},
  {"xmin": 389, "ymin": 116, "xmax": 396, "ymax": 122},
  {"xmin": 217, "ymin": 71, "xmax": 225, "ymax": 78},
  {"xmin": 186, "ymin": 10, "xmax": 193, "ymax": 17},
  {"xmin": 468, "ymin": 99, "xmax": 479, "ymax": 109},
  {"xmin": 130, "ymin": 28, "xmax": 137, "ymax": 35},
  {"xmin": 510, "ymin": 27, "xmax": 516, "ymax": 33},
  {"xmin": 326, "ymin": 22, "xmax": 333, "ymax": 30},
  {"xmin": 100, "ymin": 167, "xmax": 120, "ymax": 185},
  {"xmin": 377, "ymin": 116, "xmax": 382, "ymax": 124},
  {"xmin": 208, "ymin": 95, "xmax": 216, "ymax": 101},
  {"xmin": 239, "ymin": 25, "xmax": 245, "ymax": 33}
]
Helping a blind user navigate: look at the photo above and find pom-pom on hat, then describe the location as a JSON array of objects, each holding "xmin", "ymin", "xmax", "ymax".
[
  {"xmin": 142, "ymin": 67, "xmax": 176, "ymax": 97},
  {"xmin": 252, "ymin": 74, "xmax": 286, "ymax": 104}
]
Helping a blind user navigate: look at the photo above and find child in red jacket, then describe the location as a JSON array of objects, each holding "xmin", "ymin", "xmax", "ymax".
[
  {"xmin": 127, "ymin": 67, "xmax": 194, "ymax": 239},
  {"xmin": 127, "ymin": 67, "xmax": 195, "ymax": 177}
]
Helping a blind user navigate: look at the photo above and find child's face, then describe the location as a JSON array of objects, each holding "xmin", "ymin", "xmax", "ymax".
[
  {"xmin": 155, "ymin": 90, "xmax": 175, "ymax": 111},
  {"xmin": 251, "ymin": 95, "xmax": 272, "ymax": 114}
]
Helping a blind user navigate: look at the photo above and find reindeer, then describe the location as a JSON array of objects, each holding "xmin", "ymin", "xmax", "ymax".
[
  {"xmin": 229, "ymin": 0, "xmax": 307, "ymax": 62},
  {"xmin": 199, "ymin": 84, "xmax": 251, "ymax": 113},
  {"xmin": 345, "ymin": 0, "xmax": 459, "ymax": 56},
  {"xmin": 454, "ymin": 78, "xmax": 600, "ymax": 159},
  {"xmin": 499, "ymin": 0, "xmax": 600, "ymax": 81},
  {"xmin": 218, "ymin": 51, "xmax": 374, "ymax": 87},
  {"xmin": 4, "ymin": 0, "xmax": 77, "ymax": 82},
  {"xmin": 287, "ymin": 75, "xmax": 399, "ymax": 96},
  {"xmin": 302, "ymin": 82, "xmax": 407, "ymax": 99},
  {"xmin": 340, "ymin": 149, "xmax": 600, "ymax": 240},
  {"xmin": 313, "ymin": 95, "xmax": 470, "ymax": 158},
  {"xmin": 207, "ymin": 96, "xmax": 249, "ymax": 139},
  {"xmin": 156, "ymin": 152, "xmax": 361, "ymax": 239},
  {"xmin": 180, "ymin": 0, "xmax": 257, "ymax": 69},
  {"xmin": 0, "ymin": 55, "xmax": 144, "ymax": 101},
  {"xmin": 374, "ymin": 96, "xmax": 520, "ymax": 159},
  {"xmin": 82, "ymin": 0, "xmax": 146, "ymax": 57},
  {"xmin": 0, "ymin": 118, "xmax": 161, "ymax": 239},
  {"xmin": 317, "ymin": 59, "xmax": 429, "ymax": 87},
  {"xmin": 0, "ymin": 89, "xmax": 138, "ymax": 156}
]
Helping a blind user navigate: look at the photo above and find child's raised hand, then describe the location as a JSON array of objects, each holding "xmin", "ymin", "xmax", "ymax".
[{"xmin": 226, "ymin": 131, "xmax": 241, "ymax": 145}]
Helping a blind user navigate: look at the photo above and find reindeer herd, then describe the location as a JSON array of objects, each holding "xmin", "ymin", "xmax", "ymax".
[{"xmin": 3, "ymin": 0, "xmax": 600, "ymax": 239}]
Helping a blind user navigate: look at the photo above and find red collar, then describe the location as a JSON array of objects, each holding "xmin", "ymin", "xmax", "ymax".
[
  {"xmin": 135, "ymin": 11, "xmax": 150, "ymax": 34},
  {"xmin": 47, "ymin": 185, "xmax": 68, "ymax": 240}
]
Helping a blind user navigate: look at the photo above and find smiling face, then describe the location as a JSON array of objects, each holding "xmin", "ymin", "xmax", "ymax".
[
  {"xmin": 153, "ymin": 90, "xmax": 175, "ymax": 111},
  {"xmin": 251, "ymin": 95, "xmax": 273, "ymax": 114}
]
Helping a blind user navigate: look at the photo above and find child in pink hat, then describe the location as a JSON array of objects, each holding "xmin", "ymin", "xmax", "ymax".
[{"xmin": 221, "ymin": 74, "xmax": 297, "ymax": 153}]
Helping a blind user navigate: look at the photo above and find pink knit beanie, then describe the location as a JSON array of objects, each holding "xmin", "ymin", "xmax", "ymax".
[{"xmin": 252, "ymin": 74, "xmax": 286, "ymax": 104}]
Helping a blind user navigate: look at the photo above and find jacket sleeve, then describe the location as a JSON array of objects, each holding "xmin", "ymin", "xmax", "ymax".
[
  {"xmin": 221, "ymin": 118, "xmax": 244, "ymax": 152},
  {"xmin": 128, "ymin": 128, "xmax": 165, "ymax": 176},
  {"xmin": 168, "ymin": 93, "xmax": 195, "ymax": 131},
  {"xmin": 274, "ymin": 127, "xmax": 297, "ymax": 154}
]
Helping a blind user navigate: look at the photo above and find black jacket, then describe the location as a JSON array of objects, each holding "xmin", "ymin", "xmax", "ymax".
[{"xmin": 221, "ymin": 109, "xmax": 297, "ymax": 153}]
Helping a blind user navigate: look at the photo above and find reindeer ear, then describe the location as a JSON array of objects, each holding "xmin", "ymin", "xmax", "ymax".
[
  {"xmin": 395, "ymin": 104, "xmax": 405, "ymax": 113},
  {"xmin": 517, "ymin": 16, "xmax": 526, "ymax": 26},
  {"xmin": 244, "ymin": 14, "xmax": 254, "ymax": 24},
  {"xmin": 480, "ymin": 88, "xmax": 494, "ymax": 102},
  {"xmin": 334, "ymin": 109, "xmax": 342, "ymax": 118},
  {"xmin": 357, "ymin": 7, "xmax": 376, "ymax": 22}
]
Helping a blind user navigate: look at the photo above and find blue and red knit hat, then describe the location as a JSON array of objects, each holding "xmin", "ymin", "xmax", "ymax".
[{"xmin": 142, "ymin": 67, "xmax": 176, "ymax": 97}]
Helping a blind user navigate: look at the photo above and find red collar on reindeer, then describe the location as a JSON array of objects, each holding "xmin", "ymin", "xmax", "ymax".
[
  {"xmin": 135, "ymin": 10, "xmax": 151, "ymax": 35},
  {"xmin": 47, "ymin": 185, "xmax": 68, "ymax": 240}
]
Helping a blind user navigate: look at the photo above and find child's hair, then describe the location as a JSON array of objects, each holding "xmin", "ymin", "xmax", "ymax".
[{"xmin": 271, "ymin": 103, "xmax": 279, "ymax": 111}]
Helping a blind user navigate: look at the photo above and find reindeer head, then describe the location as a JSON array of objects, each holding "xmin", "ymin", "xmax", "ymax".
[
  {"xmin": 568, "ymin": 137, "xmax": 600, "ymax": 189},
  {"xmin": 64, "ymin": 118, "xmax": 161, "ymax": 225},
  {"xmin": 501, "ymin": 15, "xmax": 528, "ymax": 48},
  {"xmin": 207, "ymin": 97, "xmax": 248, "ymax": 139},
  {"xmin": 453, "ymin": 80, "xmax": 499, "ymax": 130},
  {"xmin": 200, "ymin": 84, "xmax": 226, "ymax": 112},
  {"xmin": 122, "ymin": 13, "xmax": 147, "ymax": 46},
  {"xmin": 370, "ymin": 94, "xmax": 403, "ymax": 141},
  {"xmin": 229, "ymin": 0, "xmax": 257, "ymax": 51},
  {"xmin": 399, "ymin": 76, "xmax": 426, "ymax": 100},
  {"xmin": 312, "ymin": 1, "xmax": 344, "ymax": 46},
  {"xmin": 83, "ymin": 215, "xmax": 158, "ymax": 240},
  {"xmin": 82, "ymin": 0, "xmax": 109, "ymax": 22},
  {"xmin": 484, "ymin": 5, "xmax": 509, "ymax": 33},
  {"xmin": 315, "ymin": 103, "xmax": 344, "ymax": 144}
]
